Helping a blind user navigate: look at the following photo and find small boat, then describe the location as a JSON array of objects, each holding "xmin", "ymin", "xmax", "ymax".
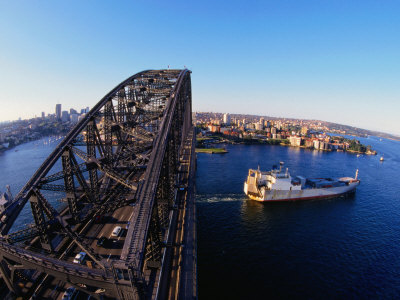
[
  {"xmin": 380, "ymin": 156, "xmax": 384, "ymax": 161},
  {"xmin": 244, "ymin": 162, "xmax": 360, "ymax": 202}
]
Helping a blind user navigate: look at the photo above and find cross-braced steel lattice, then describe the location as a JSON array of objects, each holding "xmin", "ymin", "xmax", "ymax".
[{"xmin": 0, "ymin": 69, "xmax": 193, "ymax": 300}]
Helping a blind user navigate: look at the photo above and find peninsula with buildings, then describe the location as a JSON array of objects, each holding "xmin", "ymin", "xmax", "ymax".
[
  {"xmin": 1, "ymin": 108, "xmax": 394, "ymax": 156},
  {"xmin": 194, "ymin": 112, "xmax": 387, "ymax": 155},
  {"xmin": 0, "ymin": 104, "xmax": 90, "ymax": 153}
]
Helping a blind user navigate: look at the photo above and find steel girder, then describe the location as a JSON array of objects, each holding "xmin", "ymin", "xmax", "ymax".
[
  {"xmin": 0, "ymin": 69, "xmax": 192, "ymax": 299},
  {"xmin": 119, "ymin": 70, "xmax": 192, "ymax": 298}
]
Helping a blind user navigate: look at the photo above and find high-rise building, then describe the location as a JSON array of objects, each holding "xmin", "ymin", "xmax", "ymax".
[
  {"xmin": 70, "ymin": 108, "xmax": 78, "ymax": 115},
  {"xmin": 70, "ymin": 114, "xmax": 78, "ymax": 123},
  {"xmin": 223, "ymin": 113, "xmax": 231, "ymax": 125},
  {"xmin": 56, "ymin": 104, "xmax": 62, "ymax": 120},
  {"xmin": 61, "ymin": 111, "xmax": 70, "ymax": 122},
  {"xmin": 41, "ymin": 112, "xmax": 45, "ymax": 119}
]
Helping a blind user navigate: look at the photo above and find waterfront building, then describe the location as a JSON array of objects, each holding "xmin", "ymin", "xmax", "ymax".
[
  {"xmin": 313, "ymin": 140, "xmax": 320, "ymax": 150},
  {"xmin": 304, "ymin": 139, "xmax": 314, "ymax": 148},
  {"xmin": 319, "ymin": 141, "xmax": 327, "ymax": 150},
  {"xmin": 289, "ymin": 136, "xmax": 302, "ymax": 146},
  {"xmin": 330, "ymin": 143, "xmax": 339, "ymax": 150},
  {"xmin": 223, "ymin": 113, "xmax": 231, "ymax": 125}
]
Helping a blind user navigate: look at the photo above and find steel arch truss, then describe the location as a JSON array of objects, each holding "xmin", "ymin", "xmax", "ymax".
[{"xmin": 0, "ymin": 69, "xmax": 193, "ymax": 299}]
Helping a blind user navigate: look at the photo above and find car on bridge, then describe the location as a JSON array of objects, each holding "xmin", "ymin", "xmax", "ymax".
[
  {"xmin": 97, "ymin": 236, "xmax": 108, "ymax": 247},
  {"xmin": 112, "ymin": 226, "xmax": 122, "ymax": 237},
  {"xmin": 94, "ymin": 214, "xmax": 106, "ymax": 223},
  {"xmin": 73, "ymin": 252, "xmax": 86, "ymax": 264}
]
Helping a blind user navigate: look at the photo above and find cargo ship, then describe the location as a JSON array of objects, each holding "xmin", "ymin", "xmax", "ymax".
[{"xmin": 244, "ymin": 162, "xmax": 360, "ymax": 202}]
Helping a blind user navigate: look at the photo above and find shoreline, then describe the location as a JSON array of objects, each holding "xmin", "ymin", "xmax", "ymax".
[
  {"xmin": 0, "ymin": 135, "xmax": 63, "ymax": 155},
  {"xmin": 195, "ymin": 148, "xmax": 228, "ymax": 154},
  {"xmin": 202, "ymin": 139, "xmax": 377, "ymax": 155}
]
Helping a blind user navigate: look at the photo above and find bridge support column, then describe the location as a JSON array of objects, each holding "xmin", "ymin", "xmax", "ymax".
[
  {"xmin": 29, "ymin": 193, "xmax": 52, "ymax": 251},
  {"xmin": 86, "ymin": 119, "xmax": 100, "ymax": 202},
  {"xmin": 62, "ymin": 149, "xmax": 79, "ymax": 222},
  {"xmin": 144, "ymin": 202, "xmax": 163, "ymax": 269},
  {"xmin": 0, "ymin": 258, "xmax": 18, "ymax": 295},
  {"xmin": 104, "ymin": 100, "xmax": 113, "ymax": 161}
]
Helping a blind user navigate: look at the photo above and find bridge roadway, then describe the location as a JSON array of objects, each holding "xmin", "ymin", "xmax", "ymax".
[{"xmin": 157, "ymin": 126, "xmax": 197, "ymax": 300}]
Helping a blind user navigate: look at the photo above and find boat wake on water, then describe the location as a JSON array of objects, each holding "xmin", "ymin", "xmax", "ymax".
[{"xmin": 196, "ymin": 193, "xmax": 245, "ymax": 203}]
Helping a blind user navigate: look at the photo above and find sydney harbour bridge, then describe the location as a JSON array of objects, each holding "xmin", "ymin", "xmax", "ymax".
[{"xmin": 0, "ymin": 69, "xmax": 197, "ymax": 299}]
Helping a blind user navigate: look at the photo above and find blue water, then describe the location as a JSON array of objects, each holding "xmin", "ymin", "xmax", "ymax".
[
  {"xmin": 0, "ymin": 137, "xmax": 63, "ymax": 230},
  {"xmin": 196, "ymin": 136, "xmax": 400, "ymax": 299},
  {"xmin": 1, "ymin": 136, "xmax": 400, "ymax": 299}
]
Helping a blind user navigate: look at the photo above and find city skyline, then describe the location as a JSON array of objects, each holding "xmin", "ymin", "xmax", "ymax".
[
  {"xmin": 0, "ymin": 1, "xmax": 399, "ymax": 135},
  {"xmin": 1, "ymin": 104, "xmax": 399, "ymax": 138}
]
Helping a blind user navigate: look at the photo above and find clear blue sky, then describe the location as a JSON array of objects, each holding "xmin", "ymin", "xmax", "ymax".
[{"xmin": 0, "ymin": 0, "xmax": 399, "ymax": 135}]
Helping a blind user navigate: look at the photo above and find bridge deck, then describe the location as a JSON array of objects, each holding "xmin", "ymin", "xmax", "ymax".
[{"xmin": 155, "ymin": 127, "xmax": 197, "ymax": 300}]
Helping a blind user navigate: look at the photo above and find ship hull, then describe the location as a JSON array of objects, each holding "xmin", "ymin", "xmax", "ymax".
[{"xmin": 244, "ymin": 181, "xmax": 359, "ymax": 202}]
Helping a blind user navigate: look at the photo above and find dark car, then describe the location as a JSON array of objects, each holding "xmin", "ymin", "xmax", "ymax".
[
  {"xmin": 97, "ymin": 236, "xmax": 108, "ymax": 247},
  {"xmin": 94, "ymin": 215, "xmax": 105, "ymax": 223},
  {"xmin": 62, "ymin": 287, "xmax": 75, "ymax": 300}
]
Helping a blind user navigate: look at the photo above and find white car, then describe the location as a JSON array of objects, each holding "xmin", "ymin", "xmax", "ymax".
[
  {"xmin": 73, "ymin": 252, "xmax": 86, "ymax": 264},
  {"xmin": 112, "ymin": 226, "xmax": 122, "ymax": 237}
]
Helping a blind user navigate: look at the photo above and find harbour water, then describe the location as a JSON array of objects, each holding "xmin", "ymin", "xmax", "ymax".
[
  {"xmin": 0, "ymin": 137, "xmax": 64, "ymax": 230},
  {"xmin": 1, "ymin": 136, "xmax": 400, "ymax": 298},
  {"xmin": 196, "ymin": 136, "xmax": 400, "ymax": 299}
]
